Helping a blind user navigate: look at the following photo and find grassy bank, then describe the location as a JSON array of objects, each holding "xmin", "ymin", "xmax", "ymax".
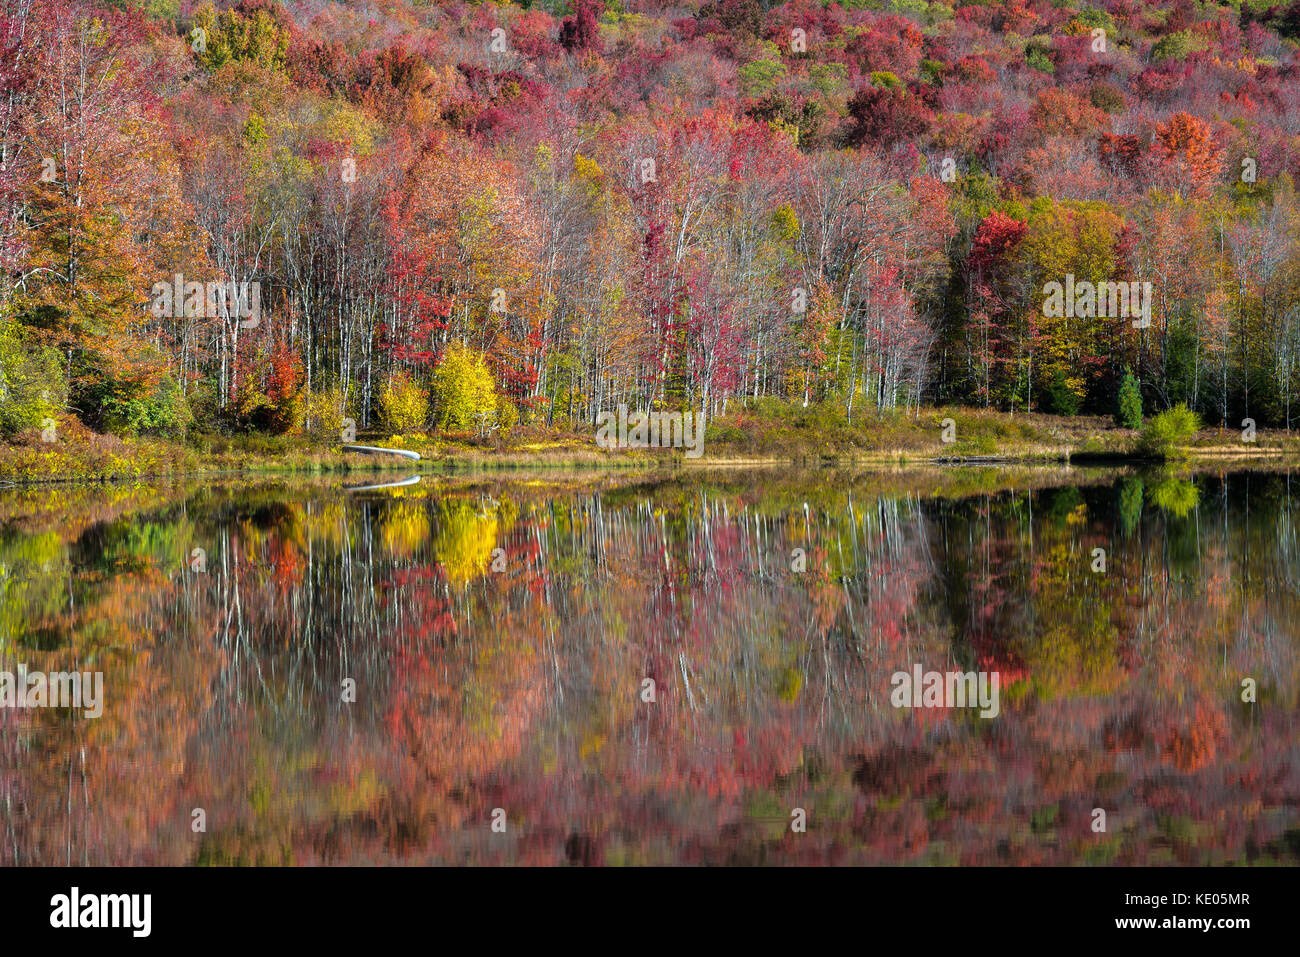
[{"xmin": 3, "ymin": 406, "xmax": 1300, "ymax": 484}]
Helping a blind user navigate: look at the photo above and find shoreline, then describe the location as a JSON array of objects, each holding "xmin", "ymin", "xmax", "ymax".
[
  {"xmin": 1, "ymin": 441, "xmax": 1299, "ymax": 487},
  {"xmin": 3, "ymin": 407, "xmax": 1298, "ymax": 486}
]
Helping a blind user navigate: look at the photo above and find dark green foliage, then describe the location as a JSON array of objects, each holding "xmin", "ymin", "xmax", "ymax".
[
  {"xmin": 1045, "ymin": 370, "xmax": 1081, "ymax": 416},
  {"xmin": 1116, "ymin": 369, "xmax": 1142, "ymax": 429}
]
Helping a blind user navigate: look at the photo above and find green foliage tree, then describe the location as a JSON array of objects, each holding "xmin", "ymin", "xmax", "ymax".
[
  {"xmin": 1045, "ymin": 369, "xmax": 1081, "ymax": 415},
  {"xmin": 1116, "ymin": 368, "xmax": 1142, "ymax": 428}
]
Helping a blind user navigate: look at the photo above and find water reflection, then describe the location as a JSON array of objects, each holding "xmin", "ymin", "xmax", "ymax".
[
  {"xmin": 0, "ymin": 469, "xmax": 1297, "ymax": 865},
  {"xmin": 346, "ymin": 475, "xmax": 422, "ymax": 492}
]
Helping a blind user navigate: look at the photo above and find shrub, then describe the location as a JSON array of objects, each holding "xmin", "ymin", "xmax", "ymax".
[
  {"xmin": 232, "ymin": 347, "xmax": 304, "ymax": 434},
  {"xmin": 1073, "ymin": 6, "xmax": 1115, "ymax": 32},
  {"xmin": 94, "ymin": 371, "xmax": 191, "ymax": 439},
  {"xmin": 496, "ymin": 397, "xmax": 519, "ymax": 432},
  {"xmin": 1089, "ymin": 81, "xmax": 1125, "ymax": 114},
  {"xmin": 0, "ymin": 322, "xmax": 64, "ymax": 437},
  {"xmin": 705, "ymin": 419, "xmax": 747, "ymax": 446},
  {"xmin": 739, "ymin": 58, "xmax": 786, "ymax": 98},
  {"xmin": 1151, "ymin": 30, "xmax": 1209, "ymax": 63},
  {"xmin": 232, "ymin": 379, "xmax": 302, "ymax": 435},
  {"xmin": 303, "ymin": 387, "xmax": 350, "ymax": 442},
  {"xmin": 1026, "ymin": 43, "xmax": 1055, "ymax": 74},
  {"xmin": 379, "ymin": 372, "xmax": 429, "ymax": 433},
  {"xmin": 1116, "ymin": 368, "xmax": 1142, "ymax": 428},
  {"xmin": 1138, "ymin": 403, "xmax": 1200, "ymax": 458},
  {"xmin": 430, "ymin": 343, "xmax": 497, "ymax": 432},
  {"xmin": 186, "ymin": 384, "xmax": 223, "ymax": 432}
]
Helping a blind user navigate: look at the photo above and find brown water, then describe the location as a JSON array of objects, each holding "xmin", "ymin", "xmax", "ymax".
[{"xmin": 1, "ymin": 467, "xmax": 1297, "ymax": 865}]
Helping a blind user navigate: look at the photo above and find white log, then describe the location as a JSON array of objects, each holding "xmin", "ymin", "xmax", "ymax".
[{"xmin": 341, "ymin": 445, "xmax": 421, "ymax": 460}]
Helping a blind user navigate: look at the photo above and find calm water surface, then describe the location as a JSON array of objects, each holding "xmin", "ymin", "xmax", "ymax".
[{"xmin": 1, "ymin": 467, "xmax": 1297, "ymax": 865}]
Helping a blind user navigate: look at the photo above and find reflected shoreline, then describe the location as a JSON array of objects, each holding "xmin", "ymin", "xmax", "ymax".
[{"xmin": 1, "ymin": 466, "xmax": 1297, "ymax": 865}]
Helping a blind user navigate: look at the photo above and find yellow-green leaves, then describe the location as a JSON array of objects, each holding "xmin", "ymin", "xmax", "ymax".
[{"xmin": 431, "ymin": 342, "xmax": 498, "ymax": 432}]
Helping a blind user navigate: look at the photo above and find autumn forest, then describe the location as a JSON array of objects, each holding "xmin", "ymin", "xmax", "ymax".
[{"xmin": 4, "ymin": 0, "xmax": 1300, "ymax": 451}]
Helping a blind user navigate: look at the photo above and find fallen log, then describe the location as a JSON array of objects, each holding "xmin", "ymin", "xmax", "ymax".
[{"xmin": 341, "ymin": 444, "xmax": 421, "ymax": 461}]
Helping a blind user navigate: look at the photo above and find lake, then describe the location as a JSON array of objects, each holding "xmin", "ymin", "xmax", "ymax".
[{"xmin": 1, "ymin": 466, "xmax": 1297, "ymax": 865}]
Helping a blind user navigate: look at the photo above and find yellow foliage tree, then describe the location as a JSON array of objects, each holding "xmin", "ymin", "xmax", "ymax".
[
  {"xmin": 379, "ymin": 372, "xmax": 429, "ymax": 434},
  {"xmin": 430, "ymin": 343, "xmax": 497, "ymax": 432}
]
